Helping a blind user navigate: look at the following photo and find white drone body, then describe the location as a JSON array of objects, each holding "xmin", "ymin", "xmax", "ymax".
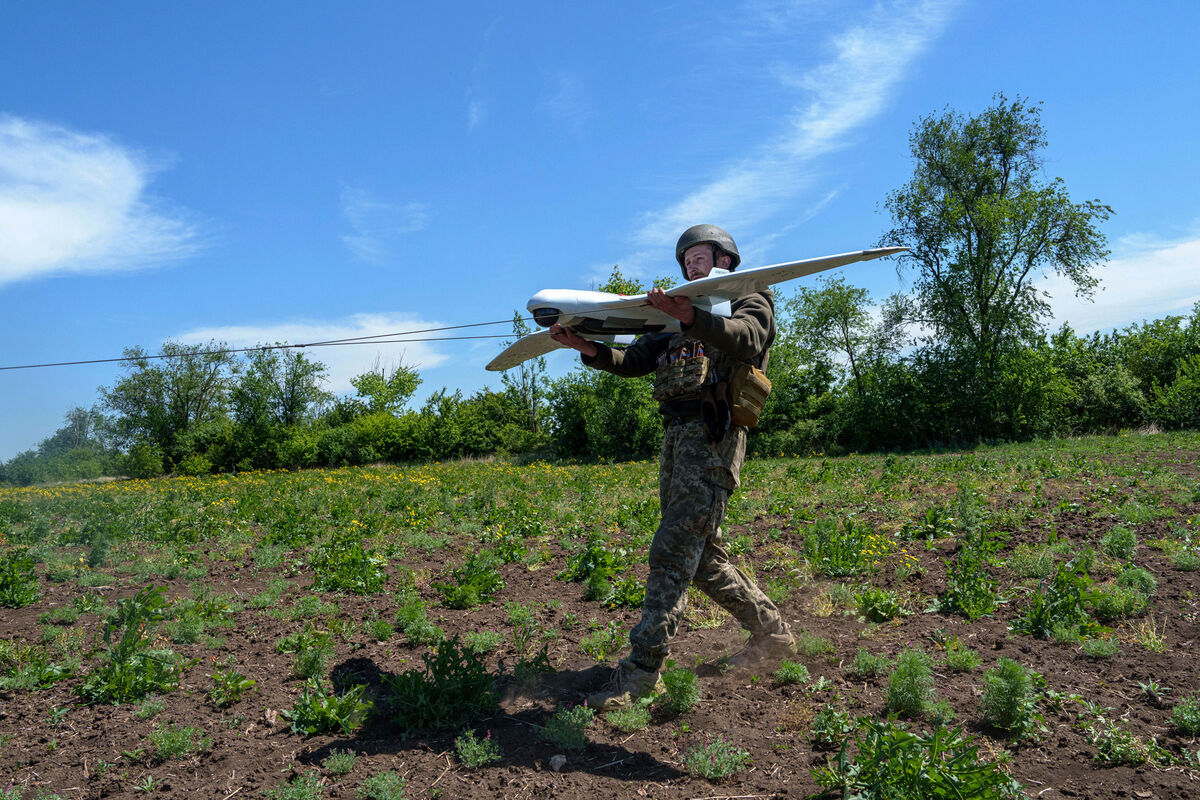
[{"xmin": 485, "ymin": 247, "xmax": 906, "ymax": 371}]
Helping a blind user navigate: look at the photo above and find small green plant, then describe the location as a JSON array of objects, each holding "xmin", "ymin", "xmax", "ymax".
[
  {"xmin": 356, "ymin": 771, "xmax": 406, "ymax": 800},
  {"xmin": 812, "ymin": 719, "xmax": 1023, "ymax": 798},
  {"xmin": 265, "ymin": 770, "xmax": 324, "ymax": 800},
  {"xmin": 942, "ymin": 637, "xmax": 982, "ymax": 672},
  {"xmin": 383, "ymin": 637, "xmax": 497, "ymax": 734},
  {"xmin": 0, "ymin": 548, "xmax": 41, "ymax": 608},
  {"xmin": 657, "ymin": 665, "xmax": 700, "ymax": 714},
  {"xmin": 936, "ymin": 528, "xmax": 999, "ymax": 620},
  {"xmin": 454, "ymin": 728, "xmax": 503, "ymax": 768},
  {"xmin": 1010, "ymin": 552, "xmax": 1100, "ymax": 640},
  {"xmin": 433, "ymin": 549, "xmax": 505, "ymax": 609},
  {"xmin": 291, "ymin": 632, "xmax": 334, "ymax": 680},
  {"xmin": 368, "ymin": 619, "xmax": 395, "ymax": 642},
  {"xmin": 394, "ymin": 597, "xmax": 444, "ymax": 646},
  {"xmin": 855, "ymin": 585, "xmax": 906, "ymax": 622},
  {"xmin": 795, "ymin": 630, "xmax": 835, "ymax": 658},
  {"xmin": 323, "ymin": 748, "xmax": 357, "ymax": 775},
  {"xmin": 76, "ymin": 586, "xmax": 186, "ymax": 704},
  {"xmin": 809, "ymin": 703, "xmax": 854, "ymax": 750},
  {"xmin": 539, "ymin": 704, "xmax": 594, "ymax": 752},
  {"xmin": 462, "ymin": 630, "xmax": 503, "ymax": 653},
  {"xmin": 683, "ymin": 735, "xmax": 751, "ymax": 781},
  {"xmin": 845, "ymin": 647, "xmax": 891, "ymax": 679},
  {"xmin": 1076, "ymin": 701, "xmax": 1171, "ymax": 766},
  {"xmin": 207, "ymin": 668, "xmax": 256, "ymax": 707},
  {"xmin": 1171, "ymin": 693, "xmax": 1200, "ymax": 735},
  {"xmin": 774, "ymin": 660, "xmax": 810, "ymax": 686},
  {"xmin": 980, "ymin": 658, "xmax": 1042, "ymax": 738},
  {"xmin": 145, "ymin": 724, "xmax": 211, "ymax": 762},
  {"xmin": 1080, "ymin": 637, "xmax": 1120, "ymax": 659},
  {"xmin": 580, "ymin": 619, "xmax": 624, "ymax": 662},
  {"xmin": 1100, "ymin": 525, "xmax": 1137, "ymax": 559},
  {"xmin": 311, "ymin": 527, "xmax": 389, "ymax": 594},
  {"xmin": 605, "ymin": 696, "xmax": 653, "ymax": 732},
  {"xmin": 802, "ymin": 517, "xmax": 886, "ymax": 577},
  {"xmin": 133, "ymin": 695, "xmax": 167, "ymax": 720},
  {"xmin": 1116, "ymin": 565, "xmax": 1157, "ymax": 596},
  {"xmin": 283, "ymin": 679, "xmax": 373, "ymax": 735},
  {"xmin": 133, "ymin": 776, "xmax": 163, "ymax": 793},
  {"xmin": 886, "ymin": 648, "xmax": 934, "ymax": 718},
  {"xmin": 1090, "ymin": 585, "xmax": 1149, "ymax": 622}
]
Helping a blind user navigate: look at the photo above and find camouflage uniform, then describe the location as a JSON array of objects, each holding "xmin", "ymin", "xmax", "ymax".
[{"xmin": 582, "ymin": 289, "xmax": 786, "ymax": 672}]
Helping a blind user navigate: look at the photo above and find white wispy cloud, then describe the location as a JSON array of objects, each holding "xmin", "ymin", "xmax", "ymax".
[
  {"xmin": 0, "ymin": 115, "xmax": 201, "ymax": 288},
  {"xmin": 1043, "ymin": 233, "xmax": 1200, "ymax": 334},
  {"xmin": 340, "ymin": 187, "xmax": 429, "ymax": 266},
  {"xmin": 631, "ymin": 0, "xmax": 958, "ymax": 260},
  {"xmin": 540, "ymin": 72, "xmax": 592, "ymax": 129},
  {"xmin": 178, "ymin": 312, "xmax": 451, "ymax": 395}
]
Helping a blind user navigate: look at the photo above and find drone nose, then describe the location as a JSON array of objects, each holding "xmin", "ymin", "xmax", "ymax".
[{"xmin": 531, "ymin": 307, "xmax": 561, "ymax": 328}]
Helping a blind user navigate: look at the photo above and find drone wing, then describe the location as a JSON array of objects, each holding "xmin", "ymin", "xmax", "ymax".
[
  {"xmin": 666, "ymin": 247, "xmax": 907, "ymax": 301},
  {"xmin": 486, "ymin": 331, "xmax": 636, "ymax": 372}
]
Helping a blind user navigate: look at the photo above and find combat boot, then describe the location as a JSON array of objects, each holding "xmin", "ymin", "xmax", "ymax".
[
  {"xmin": 724, "ymin": 624, "xmax": 796, "ymax": 671},
  {"xmin": 586, "ymin": 659, "xmax": 665, "ymax": 711}
]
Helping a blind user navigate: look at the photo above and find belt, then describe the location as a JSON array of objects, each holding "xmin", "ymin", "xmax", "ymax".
[{"xmin": 663, "ymin": 414, "xmax": 701, "ymax": 428}]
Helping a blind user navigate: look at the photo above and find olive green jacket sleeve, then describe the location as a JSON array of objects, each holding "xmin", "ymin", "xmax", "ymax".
[
  {"xmin": 681, "ymin": 289, "xmax": 776, "ymax": 363},
  {"xmin": 580, "ymin": 332, "xmax": 669, "ymax": 378}
]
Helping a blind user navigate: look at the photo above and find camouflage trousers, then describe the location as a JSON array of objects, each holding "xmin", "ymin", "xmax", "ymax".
[{"xmin": 628, "ymin": 419, "xmax": 785, "ymax": 672}]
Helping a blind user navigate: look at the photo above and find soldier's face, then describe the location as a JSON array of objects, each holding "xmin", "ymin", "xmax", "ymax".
[{"xmin": 683, "ymin": 245, "xmax": 717, "ymax": 280}]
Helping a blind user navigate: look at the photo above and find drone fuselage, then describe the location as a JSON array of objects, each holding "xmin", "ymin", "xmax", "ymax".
[{"xmin": 527, "ymin": 289, "xmax": 731, "ymax": 336}]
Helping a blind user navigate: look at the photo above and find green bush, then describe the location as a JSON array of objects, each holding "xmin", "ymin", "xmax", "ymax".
[
  {"xmin": 125, "ymin": 442, "xmax": 164, "ymax": 479},
  {"xmin": 356, "ymin": 771, "xmax": 406, "ymax": 800},
  {"xmin": 0, "ymin": 548, "xmax": 40, "ymax": 608},
  {"xmin": 311, "ymin": 529, "xmax": 389, "ymax": 595},
  {"xmin": 539, "ymin": 704, "xmax": 594, "ymax": 752},
  {"xmin": 76, "ymin": 586, "xmax": 186, "ymax": 704},
  {"xmin": 657, "ymin": 665, "xmax": 700, "ymax": 714},
  {"xmin": 812, "ymin": 719, "xmax": 1023, "ymax": 799},
  {"xmin": 1100, "ymin": 526, "xmax": 1137, "ymax": 560},
  {"xmin": 323, "ymin": 748, "xmax": 357, "ymax": 775},
  {"xmin": 1089, "ymin": 585, "xmax": 1149, "ymax": 622},
  {"xmin": 384, "ymin": 637, "xmax": 497, "ymax": 734},
  {"xmin": 845, "ymin": 647, "xmax": 891, "ymax": 679},
  {"xmin": 604, "ymin": 696, "xmax": 653, "ymax": 733},
  {"xmin": 773, "ymin": 660, "xmax": 810, "ymax": 686},
  {"xmin": 145, "ymin": 724, "xmax": 211, "ymax": 762},
  {"xmin": 683, "ymin": 736, "xmax": 751, "ymax": 781},
  {"xmin": 802, "ymin": 517, "xmax": 883, "ymax": 577},
  {"xmin": 454, "ymin": 728, "xmax": 503, "ymax": 768},
  {"xmin": 855, "ymin": 585, "xmax": 905, "ymax": 622},
  {"xmin": 394, "ymin": 597, "xmax": 444, "ymax": 646},
  {"xmin": 1171, "ymin": 693, "xmax": 1200, "ymax": 736},
  {"xmin": 434, "ymin": 549, "xmax": 505, "ymax": 609},
  {"xmin": 980, "ymin": 658, "xmax": 1041, "ymax": 738},
  {"xmin": 936, "ymin": 529, "xmax": 999, "ymax": 619},
  {"xmin": 207, "ymin": 668, "xmax": 256, "ymax": 707},
  {"xmin": 283, "ymin": 679, "xmax": 373, "ymax": 735},
  {"xmin": 1116, "ymin": 565, "xmax": 1157, "ymax": 596},
  {"xmin": 1011, "ymin": 553, "xmax": 1099, "ymax": 639},
  {"xmin": 887, "ymin": 648, "xmax": 934, "ymax": 718},
  {"xmin": 809, "ymin": 704, "xmax": 854, "ymax": 750},
  {"xmin": 1080, "ymin": 637, "xmax": 1120, "ymax": 659}
]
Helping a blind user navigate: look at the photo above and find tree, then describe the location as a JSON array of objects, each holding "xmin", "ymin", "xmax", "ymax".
[
  {"xmin": 350, "ymin": 358, "xmax": 422, "ymax": 414},
  {"xmin": 500, "ymin": 311, "xmax": 546, "ymax": 435},
  {"xmin": 233, "ymin": 347, "xmax": 330, "ymax": 428},
  {"xmin": 99, "ymin": 341, "xmax": 235, "ymax": 467},
  {"xmin": 881, "ymin": 94, "xmax": 1112, "ymax": 436}
]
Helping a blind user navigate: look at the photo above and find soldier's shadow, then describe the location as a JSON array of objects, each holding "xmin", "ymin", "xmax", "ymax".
[{"xmin": 296, "ymin": 657, "xmax": 687, "ymax": 783}]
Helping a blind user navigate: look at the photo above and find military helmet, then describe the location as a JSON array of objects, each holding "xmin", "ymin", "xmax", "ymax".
[{"xmin": 675, "ymin": 224, "xmax": 741, "ymax": 278}]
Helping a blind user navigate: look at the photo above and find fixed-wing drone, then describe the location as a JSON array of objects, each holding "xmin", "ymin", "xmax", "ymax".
[{"xmin": 485, "ymin": 247, "xmax": 906, "ymax": 371}]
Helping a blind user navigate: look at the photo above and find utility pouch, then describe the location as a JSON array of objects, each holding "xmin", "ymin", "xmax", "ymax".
[
  {"xmin": 728, "ymin": 364, "xmax": 772, "ymax": 428},
  {"xmin": 652, "ymin": 356, "xmax": 711, "ymax": 403}
]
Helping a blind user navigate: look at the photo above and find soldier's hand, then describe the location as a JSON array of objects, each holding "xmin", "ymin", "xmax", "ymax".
[
  {"xmin": 647, "ymin": 287, "xmax": 695, "ymax": 326},
  {"xmin": 549, "ymin": 324, "xmax": 598, "ymax": 358}
]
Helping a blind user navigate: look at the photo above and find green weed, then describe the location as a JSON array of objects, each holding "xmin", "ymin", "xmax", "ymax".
[
  {"xmin": 774, "ymin": 660, "xmax": 810, "ymax": 686},
  {"xmin": 605, "ymin": 696, "xmax": 653, "ymax": 732},
  {"xmin": 454, "ymin": 728, "xmax": 503, "ymax": 768},
  {"xmin": 144, "ymin": 724, "xmax": 211, "ymax": 762},
  {"xmin": 323, "ymin": 748, "xmax": 357, "ymax": 775},
  {"xmin": 539, "ymin": 704, "xmax": 594, "ymax": 752},
  {"xmin": 887, "ymin": 648, "xmax": 934, "ymax": 718},
  {"xmin": 283, "ymin": 679, "xmax": 373, "ymax": 735},
  {"xmin": 809, "ymin": 704, "xmax": 854, "ymax": 750},
  {"xmin": 657, "ymin": 665, "xmax": 700, "ymax": 714},
  {"xmin": 845, "ymin": 647, "xmax": 892, "ymax": 679},
  {"xmin": 207, "ymin": 668, "xmax": 256, "ymax": 707},
  {"xmin": 383, "ymin": 637, "xmax": 497, "ymax": 734},
  {"xmin": 980, "ymin": 658, "xmax": 1042, "ymax": 738},
  {"xmin": 683, "ymin": 736, "xmax": 751, "ymax": 781},
  {"xmin": 434, "ymin": 549, "xmax": 505, "ymax": 609},
  {"xmin": 356, "ymin": 771, "xmax": 406, "ymax": 800}
]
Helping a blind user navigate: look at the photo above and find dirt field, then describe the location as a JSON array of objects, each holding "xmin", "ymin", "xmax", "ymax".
[{"xmin": 2, "ymin": 434, "xmax": 1199, "ymax": 799}]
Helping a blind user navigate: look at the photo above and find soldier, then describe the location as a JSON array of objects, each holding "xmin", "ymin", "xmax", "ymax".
[{"xmin": 550, "ymin": 224, "xmax": 795, "ymax": 710}]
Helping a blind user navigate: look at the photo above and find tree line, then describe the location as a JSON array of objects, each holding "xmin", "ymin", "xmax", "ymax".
[{"xmin": 4, "ymin": 95, "xmax": 1198, "ymax": 485}]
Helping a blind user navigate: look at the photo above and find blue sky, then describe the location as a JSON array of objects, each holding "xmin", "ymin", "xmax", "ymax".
[{"xmin": 2, "ymin": 1, "xmax": 1198, "ymax": 460}]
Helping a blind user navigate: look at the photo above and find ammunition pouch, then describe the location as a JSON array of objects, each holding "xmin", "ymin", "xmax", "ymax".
[
  {"xmin": 728, "ymin": 364, "xmax": 772, "ymax": 428},
  {"xmin": 652, "ymin": 355, "xmax": 711, "ymax": 403}
]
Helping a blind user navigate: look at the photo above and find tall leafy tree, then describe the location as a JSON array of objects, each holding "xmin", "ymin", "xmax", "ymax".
[
  {"xmin": 350, "ymin": 359, "xmax": 422, "ymax": 414},
  {"xmin": 233, "ymin": 347, "xmax": 331, "ymax": 428},
  {"xmin": 99, "ymin": 341, "xmax": 235, "ymax": 466},
  {"xmin": 881, "ymin": 94, "xmax": 1112, "ymax": 435},
  {"xmin": 500, "ymin": 311, "xmax": 546, "ymax": 434}
]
